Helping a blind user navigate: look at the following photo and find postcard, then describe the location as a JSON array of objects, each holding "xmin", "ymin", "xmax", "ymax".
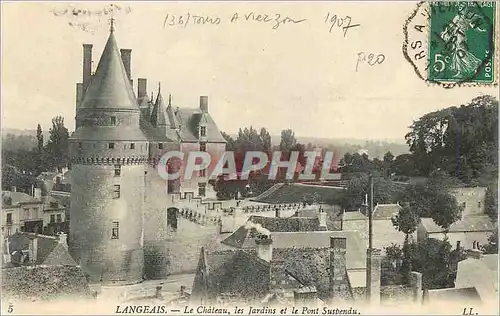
[{"xmin": 1, "ymin": 1, "xmax": 498, "ymax": 315}]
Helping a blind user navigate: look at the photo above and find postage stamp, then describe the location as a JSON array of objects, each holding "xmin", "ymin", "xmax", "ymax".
[{"xmin": 403, "ymin": 0, "xmax": 498, "ymax": 87}]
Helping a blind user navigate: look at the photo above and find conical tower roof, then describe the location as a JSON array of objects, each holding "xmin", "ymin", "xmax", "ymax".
[{"xmin": 79, "ymin": 30, "xmax": 138, "ymax": 111}]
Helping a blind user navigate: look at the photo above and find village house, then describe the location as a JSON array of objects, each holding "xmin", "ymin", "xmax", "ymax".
[
  {"xmin": 454, "ymin": 251, "xmax": 498, "ymax": 303},
  {"xmin": 1, "ymin": 188, "xmax": 68, "ymax": 237}
]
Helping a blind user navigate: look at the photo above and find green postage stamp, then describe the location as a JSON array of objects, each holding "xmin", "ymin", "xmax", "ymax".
[{"xmin": 428, "ymin": 1, "xmax": 496, "ymax": 84}]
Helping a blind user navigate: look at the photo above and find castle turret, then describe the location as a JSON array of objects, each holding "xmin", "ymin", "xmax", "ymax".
[{"xmin": 69, "ymin": 25, "xmax": 148, "ymax": 285}]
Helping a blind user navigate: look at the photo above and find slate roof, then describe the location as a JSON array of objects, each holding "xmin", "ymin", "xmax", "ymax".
[
  {"xmin": 251, "ymin": 183, "xmax": 345, "ymax": 205},
  {"xmin": 455, "ymin": 254, "xmax": 498, "ymax": 300},
  {"xmin": 79, "ymin": 31, "xmax": 138, "ymax": 111},
  {"xmin": 270, "ymin": 231, "xmax": 366, "ymax": 270},
  {"xmin": 195, "ymin": 245, "xmax": 351, "ymax": 302},
  {"xmin": 175, "ymin": 108, "xmax": 226, "ymax": 143},
  {"xmin": 2, "ymin": 191, "xmax": 40, "ymax": 208},
  {"xmin": 2, "ymin": 265, "xmax": 91, "ymax": 301},
  {"xmin": 371, "ymin": 204, "xmax": 402, "ymax": 220},
  {"xmin": 292, "ymin": 204, "xmax": 343, "ymax": 231},
  {"xmin": 5, "ymin": 232, "xmax": 75, "ymax": 266},
  {"xmin": 221, "ymin": 215, "xmax": 323, "ymax": 248},
  {"xmin": 420, "ymin": 216, "xmax": 496, "ymax": 234}
]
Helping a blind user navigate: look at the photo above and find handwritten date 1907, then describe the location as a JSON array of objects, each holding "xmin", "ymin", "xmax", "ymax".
[{"xmin": 324, "ymin": 13, "xmax": 360, "ymax": 37}]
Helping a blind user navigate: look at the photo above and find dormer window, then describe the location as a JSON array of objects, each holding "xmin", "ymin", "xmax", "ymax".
[
  {"xmin": 109, "ymin": 143, "xmax": 115, "ymax": 149},
  {"xmin": 200, "ymin": 126, "xmax": 207, "ymax": 137},
  {"xmin": 158, "ymin": 143, "xmax": 163, "ymax": 150},
  {"xmin": 110, "ymin": 116, "xmax": 116, "ymax": 125}
]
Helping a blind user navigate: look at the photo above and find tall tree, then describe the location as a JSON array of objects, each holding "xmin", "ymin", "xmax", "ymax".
[
  {"xmin": 45, "ymin": 116, "xmax": 69, "ymax": 173},
  {"xmin": 36, "ymin": 124, "xmax": 44, "ymax": 152},
  {"xmin": 259, "ymin": 128, "xmax": 272, "ymax": 153},
  {"xmin": 279, "ymin": 129, "xmax": 297, "ymax": 152}
]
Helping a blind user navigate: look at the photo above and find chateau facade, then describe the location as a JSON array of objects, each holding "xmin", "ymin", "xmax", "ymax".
[{"xmin": 68, "ymin": 26, "xmax": 226, "ymax": 285}]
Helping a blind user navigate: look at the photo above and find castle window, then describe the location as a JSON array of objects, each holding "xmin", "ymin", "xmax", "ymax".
[
  {"xmin": 109, "ymin": 143, "xmax": 115, "ymax": 149},
  {"xmin": 50, "ymin": 214, "xmax": 55, "ymax": 223},
  {"xmin": 113, "ymin": 185, "xmax": 121, "ymax": 199},
  {"xmin": 158, "ymin": 143, "xmax": 163, "ymax": 150},
  {"xmin": 6, "ymin": 213, "xmax": 12, "ymax": 225},
  {"xmin": 112, "ymin": 221, "xmax": 119, "ymax": 239},
  {"xmin": 478, "ymin": 201, "xmax": 481, "ymax": 208},
  {"xmin": 114, "ymin": 165, "xmax": 121, "ymax": 177},
  {"xmin": 200, "ymin": 143, "xmax": 206, "ymax": 152},
  {"xmin": 200, "ymin": 125, "xmax": 207, "ymax": 137},
  {"xmin": 130, "ymin": 143, "xmax": 135, "ymax": 150},
  {"xmin": 56, "ymin": 214, "xmax": 62, "ymax": 223},
  {"xmin": 78, "ymin": 142, "xmax": 83, "ymax": 149},
  {"xmin": 110, "ymin": 116, "xmax": 116, "ymax": 125},
  {"xmin": 199, "ymin": 169, "xmax": 206, "ymax": 178}
]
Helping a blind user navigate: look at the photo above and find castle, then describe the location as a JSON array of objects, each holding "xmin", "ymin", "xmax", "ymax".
[{"xmin": 68, "ymin": 24, "xmax": 226, "ymax": 285}]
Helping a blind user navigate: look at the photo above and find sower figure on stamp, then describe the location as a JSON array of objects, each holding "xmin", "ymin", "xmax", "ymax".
[{"xmin": 439, "ymin": 7, "xmax": 486, "ymax": 78}]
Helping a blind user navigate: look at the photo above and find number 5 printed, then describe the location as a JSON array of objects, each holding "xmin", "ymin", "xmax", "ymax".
[{"xmin": 433, "ymin": 53, "xmax": 449, "ymax": 73}]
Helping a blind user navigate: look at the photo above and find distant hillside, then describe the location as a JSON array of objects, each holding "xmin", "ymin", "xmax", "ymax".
[{"xmin": 3, "ymin": 128, "xmax": 410, "ymax": 159}]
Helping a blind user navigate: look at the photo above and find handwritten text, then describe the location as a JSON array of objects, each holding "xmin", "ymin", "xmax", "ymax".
[
  {"xmin": 356, "ymin": 52, "xmax": 386, "ymax": 72},
  {"xmin": 230, "ymin": 12, "xmax": 307, "ymax": 30},
  {"xmin": 324, "ymin": 13, "xmax": 360, "ymax": 37}
]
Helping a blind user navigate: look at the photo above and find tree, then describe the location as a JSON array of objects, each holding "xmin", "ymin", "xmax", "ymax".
[
  {"xmin": 36, "ymin": 124, "xmax": 44, "ymax": 152},
  {"xmin": 259, "ymin": 128, "xmax": 272, "ymax": 153},
  {"xmin": 221, "ymin": 131, "xmax": 236, "ymax": 151},
  {"xmin": 45, "ymin": 116, "xmax": 70, "ymax": 173},
  {"xmin": 279, "ymin": 129, "xmax": 297, "ymax": 152},
  {"xmin": 342, "ymin": 175, "xmax": 399, "ymax": 210},
  {"xmin": 484, "ymin": 231, "xmax": 498, "ymax": 254},
  {"xmin": 485, "ymin": 182, "xmax": 498, "ymax": 221}
]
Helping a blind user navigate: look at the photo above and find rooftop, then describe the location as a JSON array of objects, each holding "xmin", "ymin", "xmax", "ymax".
[
  {"xmin": 420, "ymin": 215, "xmax": 496, "ymax": 234},
  {"xmin": 251, "ymin": 183, "xmax": 345, "ymax": 205}
]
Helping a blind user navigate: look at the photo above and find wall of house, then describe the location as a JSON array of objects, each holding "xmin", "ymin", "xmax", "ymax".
[
  {"xmin": 427, "ymin": 231, "xmax": 493, "ymax": 249},
  {"xmin": 2, "ymin": 207, "xmax": 21, "ymax": 236},
  {"xmin": 69, "ymin": 163, "xmax": 145, "ymax": 285}
]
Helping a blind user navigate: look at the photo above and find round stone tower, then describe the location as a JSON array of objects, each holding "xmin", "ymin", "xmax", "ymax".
[{"xmin": 69, "ymin": 27, "xmax": 148, "ymax": 285}]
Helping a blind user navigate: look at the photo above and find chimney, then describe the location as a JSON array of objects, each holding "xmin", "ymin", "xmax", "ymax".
[
  {"xmin": 410, "ymin": 271, "xmax": 423, "ymax": 305},
  {"xmin": 138, "ymin": 78, "xmax": 147, "ymax": 100},
  {"xmin": 10, "ymin": 186, "xmax": 16, "ymax": 193},
  {"xmin": 58, "ymin": 232, "xmax": 68, "ymax": 248},
  {"xmin": 76, "ymin": 83, "xmax": 83, "ymax": 108},
  {"xmin": 318, "ymin": 209, "xmax": 327, "ymax": 230},
  {"xmin": 34, "ymin": 188, "xmax": 42, "ymax": 199},
  {"xmin": 255, "ymin": 234, "xmax": 273, "ymax": 262},
  {"xmin": 82, "ymin": 44, "xmax": 93, "ymax": 91},
  {"xmin": 29, "ymin": 237, "xmax": 38, "ymax": 263},
  {"xmin": 120, "ymin": 49, "xmax": 132, "ymax": 80},
  {"xmin": 365, "ymin": 248, "xmax": 381, "ymax": 305},
  {"xmin": 329, "ymin": 237, "xmax": 349, "ymax": 301},
  {"xmin": 275, "ymin": 207, "xmax": 281, "ymax": 218},
  {"xmin": 200, "ymin": 96, "xmax": 208, "ymax": 113}
]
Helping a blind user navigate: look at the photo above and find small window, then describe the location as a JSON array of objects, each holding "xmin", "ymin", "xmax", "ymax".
[
  {"xmin": 78, "ymin": 142, "xmax": 83, "ymax": 149},
  {"xmin": 478, "ymin": 201, "xmax": 481, "ymax": 208},
  {"xmin": 109, "ymin": 143, "xmax": 115, "ymax": 149},
  {"xmin": 200, "ymin": 125, "xmax": 207, "ymax": 137},
  {"xmin": 158, "ymin": 143, "xmax": 163, "ymax": 150},
  {"xmin": 112, "ymin": 221, "xmax": 119, "ymax": 239},
  {"xmin": 6, "ymin": 213, "xmax": 12, "ymax": 224},
  {"xmin": 110, "ymin": 116, "xmax": 116, "ymax": 125},
  {"xmin": 113, "ymin": 185, "xmax": 121, "ymax": 199},
  {"xmin": 130, "ymin": 143, "xmax": 135, "ymax": 150},
  {"xmin": 56, "ymin": 214, "xmax": 62, "ymax": 223},
  {"xmin": 199, "ymin": 169, "xmax": 206, "ymax": 178},
  {"xmin": 114, "ymin": 165, "xmax": 121, "ymax": 177},
  {"xmin": 200, "ymin": 143, "xmax": 206, "ymax": 152},
  {"xmin": 50, "ymin": 214, "xmax": 55, "ymax": 223}
]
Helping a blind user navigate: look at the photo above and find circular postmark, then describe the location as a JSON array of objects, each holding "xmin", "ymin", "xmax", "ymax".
[{"xmin": 403, "ymin": 0, "xmax": 497, "ymax": 88}]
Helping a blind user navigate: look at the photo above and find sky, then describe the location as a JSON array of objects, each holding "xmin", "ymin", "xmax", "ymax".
[{"xmin": 1, "ymin": 1, "xmax": 498, "ymax": 141}]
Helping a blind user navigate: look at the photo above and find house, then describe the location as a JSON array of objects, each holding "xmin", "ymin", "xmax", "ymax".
[
  {"xmin": 219, "ymin": 225, "xmax": 367, "ymax": 290},
  {"xmin": 342, "ymin": 206, "xmax": 415, "ymax": 252},
  {"xmin": 2, "ymin": 232, "xmax": 76, "ymax": 267},
  {"xmin": 2, "ymin": 190, "xmax": 43, "ymax": 236},
  {"xmin": 191, "ymin": 235, "xmax": 357, "ymax": 305},
  {"xmin": 417, "ymin": 216, "xmax": 496, "ymax": 250},
  {"xmin": 424, "ymin": 287, "xmax": 482, "ymax": 305},
  {"xmin": 455, "ymin": 252, "xmax": 498, "ymax": 303},
  {"xmin": 450, "ymin": 187, "xmax": 487, "ymax": 217},
  {"xmin": 1, "ymin": 190, "xmax": 69, "ymax": 237}
]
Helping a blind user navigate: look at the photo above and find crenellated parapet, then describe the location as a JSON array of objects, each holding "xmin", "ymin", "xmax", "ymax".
[
  {"xmin": 241, "ymin": 203, "xmax": 303, "ymax": 213},
  {"xmin": 71, "ymin": 156, "xmax": 149, "ymax": 165}
]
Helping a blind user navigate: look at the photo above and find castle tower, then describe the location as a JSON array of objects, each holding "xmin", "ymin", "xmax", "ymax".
[{"xmin": 68, "ymin": 26, "xmax": 148, "ymax": 285}]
